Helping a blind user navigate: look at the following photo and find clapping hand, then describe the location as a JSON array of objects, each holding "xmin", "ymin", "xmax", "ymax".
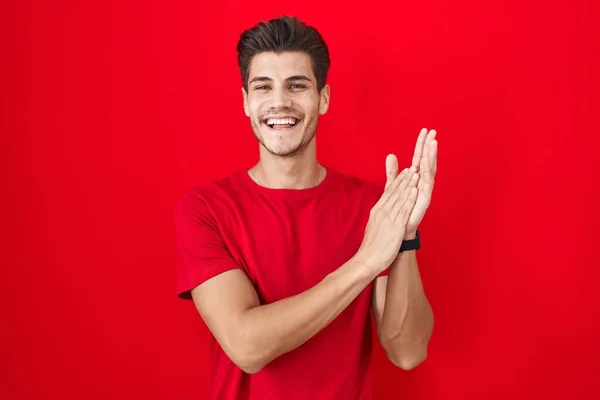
[{"xmin": 386, "ymin": 128, "xmax": 438, "ymax": 238}]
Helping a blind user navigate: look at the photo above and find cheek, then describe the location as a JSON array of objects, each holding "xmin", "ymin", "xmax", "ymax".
[
  {"xmin": 249, "ymin": 99, "xmax": 267, "ymax": 117},
  {"xmin": 248, "ymin": 105, "xmax": 261, "ymax": 120},
  {"xmin": 305, "ymin": 103, "xmax": 321, "ymax": 119},
  {"xmin": 295, "ymin": 98, "xmax": 318, "ymax": 113}
]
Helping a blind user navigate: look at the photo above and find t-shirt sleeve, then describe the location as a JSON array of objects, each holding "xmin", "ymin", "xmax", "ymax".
[{"xmin": 174, "ymin": 189, "xmax": 242, "ymax": 300}]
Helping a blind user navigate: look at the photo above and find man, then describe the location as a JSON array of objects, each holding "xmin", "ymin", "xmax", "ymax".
[{"xmin": 175, "ymin": 15, "xmax": 437, "ymax": 400}]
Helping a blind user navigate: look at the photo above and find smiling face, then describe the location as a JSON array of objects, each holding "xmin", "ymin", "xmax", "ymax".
[{"xmin": 242, "ymin": 51, "xmax": 330, "ymax": 157}]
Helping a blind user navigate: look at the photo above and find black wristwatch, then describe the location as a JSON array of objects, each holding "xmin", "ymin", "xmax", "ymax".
[{"xmin": 399, "ymin": 230, "xmax": 420, "ymax": 252}]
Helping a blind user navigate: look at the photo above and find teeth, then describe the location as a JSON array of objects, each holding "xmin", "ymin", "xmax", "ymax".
[{"xmin": 266, "ymin": 118, "xmax": 297, "ymax": 126}]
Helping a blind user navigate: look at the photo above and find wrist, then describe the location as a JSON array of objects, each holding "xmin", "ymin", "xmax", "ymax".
[
  {"xmin": 404, "ymin": 231, "xmax": 418, "ymax": 240},
  {"xmin": 352, "ymin": 251, "xmax": 385, "ymax": 279}
]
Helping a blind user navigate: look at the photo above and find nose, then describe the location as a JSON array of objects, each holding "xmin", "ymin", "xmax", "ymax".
[{"xmin": 269, "ymin": 86, "xmax": 293, "ymax": 110}]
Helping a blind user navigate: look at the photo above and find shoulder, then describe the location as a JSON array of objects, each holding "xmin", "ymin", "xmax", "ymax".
[{"xmin": 175, "ymin": 170, "xmax": 246, "ymax": 219}]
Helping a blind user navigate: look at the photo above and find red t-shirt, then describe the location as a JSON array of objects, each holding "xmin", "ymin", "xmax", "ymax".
[{"xmin": 175, "ymin": 167, "xmax": 388, "ymax": 400}]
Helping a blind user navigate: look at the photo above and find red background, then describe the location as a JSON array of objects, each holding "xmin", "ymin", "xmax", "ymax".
[{"xmin": 2, "ymin": 1, "xmax": 599, "ymax": 399}]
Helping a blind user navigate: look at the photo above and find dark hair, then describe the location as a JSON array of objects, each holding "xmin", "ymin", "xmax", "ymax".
[{"xmin": 236, "ymin": 16, "xmax": 330, "ymax": 92}]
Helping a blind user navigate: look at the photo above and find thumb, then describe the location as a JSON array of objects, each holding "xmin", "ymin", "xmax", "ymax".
[{"xmin": 385, "ymin": 154, "xmax": 399, "ymax": 188}]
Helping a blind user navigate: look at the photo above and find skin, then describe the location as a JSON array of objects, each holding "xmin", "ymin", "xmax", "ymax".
[
  {"xmin": 190, "ymin": 50, "xmax": 437, "ymax": 374},
  {"xmin": 242, "ymin": 51, "xmax": 330, "ymax": 189},
  {"xmin": 373, "ymin": 129, "xmax": 437, "ymax": 369}
]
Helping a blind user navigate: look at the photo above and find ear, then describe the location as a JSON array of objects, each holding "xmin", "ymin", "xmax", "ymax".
[
  {"xmin": 319, "ymin": 84, "xmax": 330, "ymax": 115},
  {"xmin": 242, "ymin": 87, "xmax": 249, "ymax": 117}
]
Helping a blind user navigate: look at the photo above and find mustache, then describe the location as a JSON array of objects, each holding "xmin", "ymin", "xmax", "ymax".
[{"xmin": 261, "ymin": 107, "xmax": 304, "ymax": 119}]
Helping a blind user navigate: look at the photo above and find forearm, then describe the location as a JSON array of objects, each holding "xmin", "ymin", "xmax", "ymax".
[
  {"xmin": 236, "ymin": 254, "xmax": 376, "ymax": 373},
  {"xmin": 380, "ymin": 234, "xmax": 434, "ymax": 369}
]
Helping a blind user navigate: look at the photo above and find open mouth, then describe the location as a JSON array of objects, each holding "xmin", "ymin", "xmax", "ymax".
[{"xmin": 263, "ymin": 117, "xmax": 300, "ymax": 130}]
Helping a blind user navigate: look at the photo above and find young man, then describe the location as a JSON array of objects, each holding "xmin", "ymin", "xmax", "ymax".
[{"xmin": 175, "ymin": 15, "xmax": 437, "ymax": 400}]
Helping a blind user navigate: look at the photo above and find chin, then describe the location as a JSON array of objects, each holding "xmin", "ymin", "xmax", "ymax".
[
  {"xmin": 262, "ymin": 142, "xmax": 305, "ymax": 157},
  {"xmin": 258, "ymin": 132, "xmax": 302, "ymax": 155}
]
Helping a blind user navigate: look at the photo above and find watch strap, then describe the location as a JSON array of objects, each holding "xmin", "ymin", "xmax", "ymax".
[{"xmin": 399, "ymin": 230, "xmax": 420, "ymax": 252}]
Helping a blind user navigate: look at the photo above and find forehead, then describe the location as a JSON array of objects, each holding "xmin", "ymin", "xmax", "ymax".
[{"xmin": 248, "ymin": 51, "xmax": 315, "ymax": 81}]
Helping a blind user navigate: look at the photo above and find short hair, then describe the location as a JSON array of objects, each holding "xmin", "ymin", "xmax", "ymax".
[{"xmin": 236, "ymin": 16, "xmax": 331, "ymax": 92}]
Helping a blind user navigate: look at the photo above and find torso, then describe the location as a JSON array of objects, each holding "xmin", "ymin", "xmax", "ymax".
[{"xmin": 181, "ymin": 168, "xmax": 383, "ymax": 400}]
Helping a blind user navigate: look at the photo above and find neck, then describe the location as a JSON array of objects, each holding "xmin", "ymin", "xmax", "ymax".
[{"xmin": 249, "ymin": 142, "xmax": 325, "ymax": 190}]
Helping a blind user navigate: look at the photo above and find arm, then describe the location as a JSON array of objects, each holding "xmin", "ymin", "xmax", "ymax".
[
  {"xmin": 180, "ymin": 164, "xmax": 419, "ymax": 375},
  {"xmin": 191, "ymin": 254, "xmax": 376, "ymax": 374},
  {"xmin": 372, "ymin": 231, "xmax": 434, "ymax": 370},
  {"xmin": 371, "ymin": 127, "xmax": 438, "ymax": 370}
]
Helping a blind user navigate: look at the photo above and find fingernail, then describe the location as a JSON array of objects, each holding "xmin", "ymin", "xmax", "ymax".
[{"xmin": 410, "ymin": 166, "xmax": 417, "ymax": 172}]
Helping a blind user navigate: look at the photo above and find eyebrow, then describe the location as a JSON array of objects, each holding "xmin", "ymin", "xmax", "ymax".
[{"xmin": 249, "ymin": 75, "xmax": 313, "ymax": 84}]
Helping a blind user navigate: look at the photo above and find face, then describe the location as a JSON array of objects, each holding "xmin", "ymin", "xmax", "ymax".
[{"xmin": 242, "ymin": 51, "xmax": 330, "ymax": 158}]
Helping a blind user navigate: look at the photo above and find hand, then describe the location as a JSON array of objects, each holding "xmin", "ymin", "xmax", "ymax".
[
  {"xmin": 356, "ymin": 155, "xmax": 420, "ymax": 274},
  {"xmin": 405, "ymin": 128, "xmax": 438, "ymax": 236}
]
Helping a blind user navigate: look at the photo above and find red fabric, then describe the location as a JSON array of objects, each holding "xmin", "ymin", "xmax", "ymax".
[{"xmin": 174, "ymin": 167, "xmax": 387, "ymax": 400}]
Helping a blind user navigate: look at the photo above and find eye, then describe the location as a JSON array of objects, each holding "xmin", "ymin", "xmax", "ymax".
[
  {"xmin": 290, "ymin": 84, "xmax": 306, "ymax": 89},
  {"xmin": 254, "ymin": 85, "xmax": 270, "ymax": 91}
]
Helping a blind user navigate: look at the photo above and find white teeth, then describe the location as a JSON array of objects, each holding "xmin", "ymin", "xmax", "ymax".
[{"xmin": 266, "ymin": 118, "xmax": 297, "ymax": 126}]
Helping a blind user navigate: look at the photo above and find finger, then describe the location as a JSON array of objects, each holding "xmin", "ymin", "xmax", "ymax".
[
  {"xmin": 421, "ymin": 149, "xmax": 431, "ymax": 182},
  {"xmin": 420, "ymin": 129, "xmax": 435, "ymax": 163},
  {"xmin": 395, "ymin": 186, "xmax": 419, "ymax": 224},
  {"xmin": 405, "ymin": 187, "xmax": 419, "ymax": 220},
  {"xmin": 426, "ymin": 129, "xmax": 437, "ymax": 143},
  {"xmin": 396, "ymin": 171, "xmax": 418, "ymax": 202},
  {"xmin": 422, "ymin": 181, "xmax": 434, "ymax": 204},
  {"xmin": 391, "ymin": 171, "xmax": 419, "ymax": 218},
  {"xmin": 397, "ymin": 167, "xmax": 409, "ymax": 184},
  {"xmin": 378, "ymin": 168, "xmax": 409, "ymax": 207},
  {"xmin": 381, "ymin": 168, "xmax": 414, "ymax": 210},
  {"xmin": 385, "ymin": 154, "xmax": 399, "ymax": 188},
  {"xmin": 429, "ymin": 139, "xmax": 438, "ymax": 176},
  {"xmin": 420, "ymin": 130, "xmax": 437, "ymax": 180},
  {"xmin": 411, "ymin": 128, "xmax": 428, "ymax": 170}
]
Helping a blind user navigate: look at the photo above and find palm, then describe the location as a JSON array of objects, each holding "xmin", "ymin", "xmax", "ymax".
[{"xmin": 407, "ymin": 128, "xmax": 438, "ymax": 233}]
